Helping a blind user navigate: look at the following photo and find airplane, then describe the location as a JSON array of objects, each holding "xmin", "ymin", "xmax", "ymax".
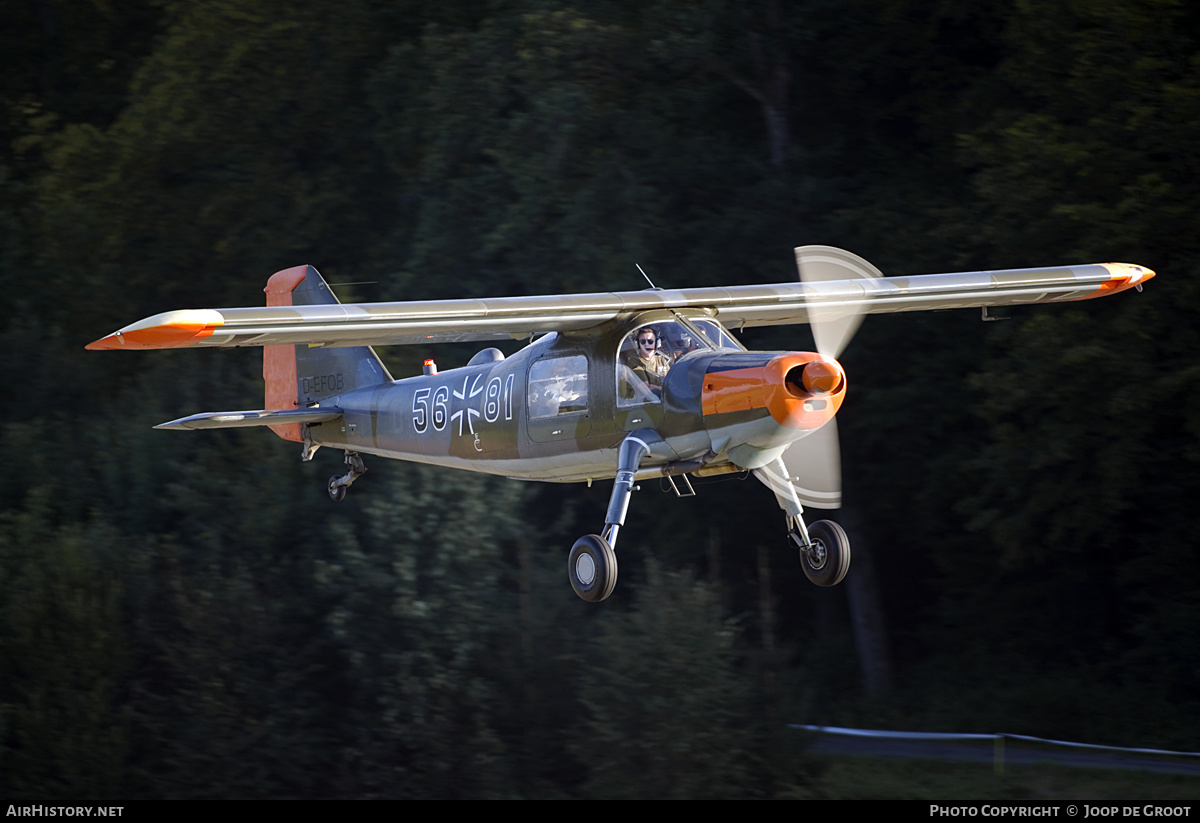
[{"xmin": 87, "ymin": 246, "xmax": 1154, "ymax": 601}]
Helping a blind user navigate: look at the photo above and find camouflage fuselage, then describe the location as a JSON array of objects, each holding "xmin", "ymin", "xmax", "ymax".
[{"xmin": 302, "ymin": 310, "xmax": 843, "ymax": 483}]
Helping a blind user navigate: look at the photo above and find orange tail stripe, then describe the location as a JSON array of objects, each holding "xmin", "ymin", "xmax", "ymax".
[{"xmin": 262, "ymin": 265, "xmax": 309, "ymax": 442}]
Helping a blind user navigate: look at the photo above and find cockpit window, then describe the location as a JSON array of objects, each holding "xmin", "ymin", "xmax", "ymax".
[
  {"xmin": 691, "ymin": 319, "xmax": 742, "ymax": 350},
  {"xmin": 617, "ymin": 320, "xmax": 713, "ymax": 407}
]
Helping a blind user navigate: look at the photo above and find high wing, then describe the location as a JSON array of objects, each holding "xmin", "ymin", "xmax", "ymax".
[{"xmin": 87, "ymin": 260, "xmax": 1154, "ymax": 351}]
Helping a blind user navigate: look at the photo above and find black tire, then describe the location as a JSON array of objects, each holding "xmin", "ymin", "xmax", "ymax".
[
  {"xmin": 568, "ymin": 534, "xmax": 618, "ymax": 602},
  {"xmin": 328, "ymin": 475, "xmax": 347, "ymax": 502},
  {"xmin": 798, "ymin": 519, "xmax": 850, "ymax": 587}
]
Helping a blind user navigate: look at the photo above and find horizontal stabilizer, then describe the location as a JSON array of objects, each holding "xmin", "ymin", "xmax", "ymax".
[{"xmin": 155, "ymin": 407, "xmax": 342, "ymax": 431}]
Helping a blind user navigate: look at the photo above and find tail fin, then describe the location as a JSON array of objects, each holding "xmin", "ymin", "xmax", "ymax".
[{"xmin": 263, "ymin": 266, "xmax": 392, "ymax": 441}]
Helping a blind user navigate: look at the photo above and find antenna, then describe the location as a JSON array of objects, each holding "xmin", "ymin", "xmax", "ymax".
[{"xmin": 636, "ymin": 264, "xmax": 659, "ymax": 290}]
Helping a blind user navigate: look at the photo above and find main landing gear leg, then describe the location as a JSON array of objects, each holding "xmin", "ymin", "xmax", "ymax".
[
  {"xmin": 754, "ymin": 457, "xmax": 851, "ymax": 587},
  {"xmin": 568, "ymin": 435, "xmax": 650, "ymax": 602},
  {"xmin": 327, "ymin": 451, "xmax": 366, "ymax": 502}
]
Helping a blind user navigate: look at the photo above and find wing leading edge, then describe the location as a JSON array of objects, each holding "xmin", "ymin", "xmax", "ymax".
[{"xmin": 87, "ymin": 259, "xmax": 1154, "ymax": 351}]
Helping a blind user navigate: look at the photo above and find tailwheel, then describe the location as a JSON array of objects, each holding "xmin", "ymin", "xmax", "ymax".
[
  {"xmin": 327, "ymin": 475, "xmax": 347, "ymax": 502},
  {"xmin": 568, "ymin": 534, "xmax": 618, "ymax": 602},
  {"xmin": 327, "ymin": 451, "xmax": 366, "ymax": 502},
  {"xmin": 795, "ymin": 519, "xmax": 850, "ymax": 587}
]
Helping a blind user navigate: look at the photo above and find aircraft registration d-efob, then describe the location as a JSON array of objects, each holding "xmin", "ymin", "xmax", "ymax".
[{"xmin": 88, "ymin": 246, "xmax": 1154, "ymax": 601}]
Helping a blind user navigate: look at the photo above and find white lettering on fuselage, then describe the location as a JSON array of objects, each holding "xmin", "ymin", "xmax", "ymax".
[{"xmin": 413, "ymin": 372, "xmax": 513, "ymax": 437}]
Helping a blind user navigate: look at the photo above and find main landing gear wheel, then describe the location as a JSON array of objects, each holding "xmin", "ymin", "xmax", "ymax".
[
  {"xmin": 797, "ymin": 519, "xmax": 850, "ymax": 587},
  {"xmin": 568, "ymin": 534, "xmax": 618, "ymax": 602},
  {"xmin": 327, "ymin": 475, "xmax": 347, "ymax": 502}
]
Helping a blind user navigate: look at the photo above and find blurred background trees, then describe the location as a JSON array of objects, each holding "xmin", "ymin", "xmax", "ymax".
[{"xmin": 1, "ymin": 0, "xmax": 1197, "ymax": 797}]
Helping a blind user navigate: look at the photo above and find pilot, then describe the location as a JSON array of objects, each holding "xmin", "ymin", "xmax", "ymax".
[{"xmin": 627, "ymin": 327, "xmax": 672, "ymax": 395}]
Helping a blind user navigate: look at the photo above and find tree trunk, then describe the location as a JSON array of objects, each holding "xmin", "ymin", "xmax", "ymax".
[{"xmin": 841, "ymin": 508, "xmax": 893, "ymax": 696}]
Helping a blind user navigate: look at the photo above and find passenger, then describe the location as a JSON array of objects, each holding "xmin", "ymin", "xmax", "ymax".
[
  {"xmin": 671, "ymin": 330, "xmax": 701, "ymax": 360},
  {"xmin": 627, "ymin": 327, "xmax": 672, "ymax": 396},
  {"xmin": 532, "ymin": 358, "xmax": 586, "ymax": 417},
  {"xmin": 550, "ymin": 358, "xmax": 585, "ymax": 412}
]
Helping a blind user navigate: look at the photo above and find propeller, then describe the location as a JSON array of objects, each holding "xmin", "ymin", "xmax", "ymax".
[
  {"xmin": 781, "ymin": 246, "xmax": 882, "ymax": 509},
  {"xmin": 794, "ymin": 245, "xmax": 882, "ymax": 360}
]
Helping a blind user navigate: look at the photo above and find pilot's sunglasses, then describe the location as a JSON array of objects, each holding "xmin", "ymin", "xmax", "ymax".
[{"xmin": 639, "ymin": 339, "xmax": 655, "ymax": 347}]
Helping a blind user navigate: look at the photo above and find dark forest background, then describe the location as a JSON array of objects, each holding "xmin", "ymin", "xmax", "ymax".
[{"xmin": 1, "ymin": 0, "xmax": 1198, "ymax": 799}]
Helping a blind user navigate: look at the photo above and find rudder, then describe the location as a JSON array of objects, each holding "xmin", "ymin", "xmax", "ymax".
[{"xmin": 262, "ymin": 265, "xmax": 391, "ymax": 441}]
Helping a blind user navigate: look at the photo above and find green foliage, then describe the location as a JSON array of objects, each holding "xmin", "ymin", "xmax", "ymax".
[
  {"xmin": 574, "ymin": 564, "xmax": 755, "ymax": 798},
  {"xmin": 311, "ymin": 464, "xmax": 532, "ymax": 797},
  {"xmin": 1, "ymin": 0, "xmax": 1199, "ymax": 799},
  {"xmin": 0, "ymin": 0, "xmax": 162, "ymax": 177},
  {"xmin": 934, "ymin": 1, "xmax": 1200, "ymax": 735},
  {"xmin": 0, "ymin": 502, "xmax": 129, "ymax": 799},
  {"xmin": 24, "ymin": 0, "xmax": 405, "ymax": 329},
  {"xmin": 572, "ymin": 562, "xmax": 813, "ymax": 798}
]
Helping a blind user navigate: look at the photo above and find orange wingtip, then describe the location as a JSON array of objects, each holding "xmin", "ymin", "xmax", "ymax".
[
  {"xmin": 86, "ymin": 309, "xmax": 224, "ymax": 350},
  {"xmin": 1076, "ymin": 263, "xmax": 1156, "ymax": 299}
]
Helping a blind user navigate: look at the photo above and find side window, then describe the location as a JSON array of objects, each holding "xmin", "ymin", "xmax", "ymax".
[{"xmin": 528, "ymin": 355, "xmax": 589, "ymax": 419}]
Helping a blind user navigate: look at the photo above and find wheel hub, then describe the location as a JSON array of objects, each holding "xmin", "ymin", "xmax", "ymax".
[
  {"xmin": 806, "ymin": 537, "xmax": 828, "ymax": 570},
  {"xmin": 576, "ymin": 553, "xmax": 596, "ymax": 586}
]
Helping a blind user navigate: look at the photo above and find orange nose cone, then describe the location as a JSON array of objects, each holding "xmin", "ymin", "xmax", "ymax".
[
  {"xmin": 763, "ymin": 353, "xmax": 846, "ymax": 430},
  {"xmin": 802, "ymin": 360, "xmax": 840, "ymax": 393}
]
